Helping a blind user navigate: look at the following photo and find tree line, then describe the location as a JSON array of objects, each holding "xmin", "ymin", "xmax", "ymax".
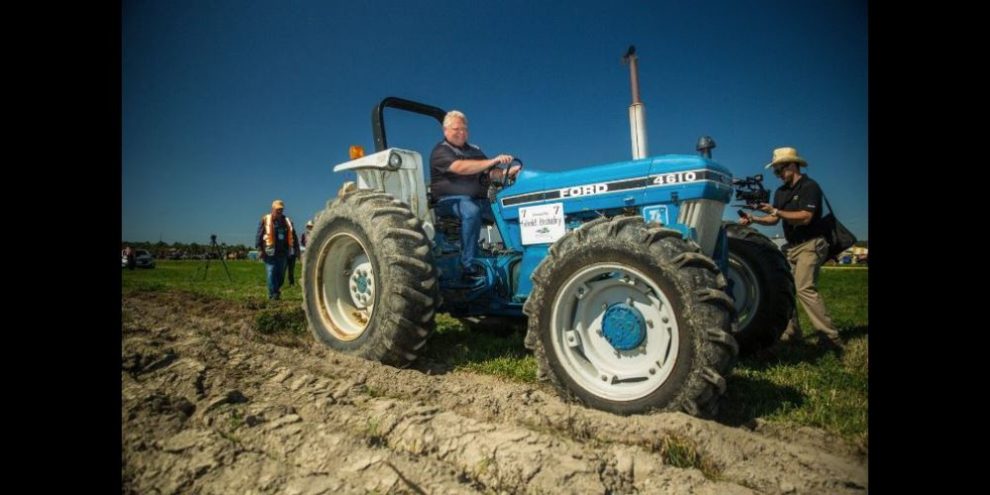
[{"xmin": 121, "ymin": 240, "xmax": 255, "ymax": 260}]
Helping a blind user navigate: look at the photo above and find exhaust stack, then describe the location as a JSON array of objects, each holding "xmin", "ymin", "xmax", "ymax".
[{"xmin": 622, "ymin": 45, "xmax": 648, "ymax": 160}]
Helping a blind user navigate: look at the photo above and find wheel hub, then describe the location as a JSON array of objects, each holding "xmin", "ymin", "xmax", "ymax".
[
  {"xmin": 347, "ymin": 255, "xmax": 374, "ymax": 309},
  {"xmin": 602, "ymin": 302, "xmax": 647, "ymax": 350}
]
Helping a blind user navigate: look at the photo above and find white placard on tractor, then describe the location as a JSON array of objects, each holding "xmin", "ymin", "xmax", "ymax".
[{"xmin": 519, "ymin": 203, "xmax": 566, "ymax": 245}]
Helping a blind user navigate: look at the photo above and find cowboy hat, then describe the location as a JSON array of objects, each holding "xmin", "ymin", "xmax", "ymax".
[{"xmin": 764, "ymin": 147, "xmax": 808, "ymax": 169}]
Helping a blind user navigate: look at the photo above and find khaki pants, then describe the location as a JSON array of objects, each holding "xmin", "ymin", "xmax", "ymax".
[{"xmin": 781, "ymin": 237, "xmax": 840, "ymax": 343}]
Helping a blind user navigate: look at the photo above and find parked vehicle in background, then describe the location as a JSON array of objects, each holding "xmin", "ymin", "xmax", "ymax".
[{"xmin": 121, "ymin": 249, "xmax": 156, "ymax": 268}]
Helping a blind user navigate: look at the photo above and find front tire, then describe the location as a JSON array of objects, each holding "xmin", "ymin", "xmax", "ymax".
[
  {"xmin": 302, "ymin": 190, "xmax": 438, "ymax": 366},
  {"xmin": 523, "ymin": 216, "xmax": 737, "ymax": 416}
]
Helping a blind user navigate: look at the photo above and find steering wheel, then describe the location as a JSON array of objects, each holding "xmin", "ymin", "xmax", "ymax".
[{"xmin": 486, "ymin": 158, "xmax": 523, "ymax": 202}]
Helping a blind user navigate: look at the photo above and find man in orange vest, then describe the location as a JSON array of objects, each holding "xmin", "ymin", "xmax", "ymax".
[{"xmin": 255, "ymin": 199, "xmax": 296, "ymax": 300}]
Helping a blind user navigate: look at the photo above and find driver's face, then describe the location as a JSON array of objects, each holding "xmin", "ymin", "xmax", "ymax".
[{"xmin": 443, "ymin": 118, "xmax": 468, "ymax": 147}]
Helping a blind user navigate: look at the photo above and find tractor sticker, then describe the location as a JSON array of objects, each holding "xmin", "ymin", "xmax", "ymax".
[
  {"xmin": 642, "ymin": 205, "xmax": 669, "ymax": 225},
  {"xmin": 520, "ymin": 203, "xmax": 566, "ymax": 245}
]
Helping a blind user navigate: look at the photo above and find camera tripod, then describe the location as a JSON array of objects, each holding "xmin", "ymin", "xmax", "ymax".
[{"xmin": 196, "ymin": 234, "xmax": 233, "ymax": 281}]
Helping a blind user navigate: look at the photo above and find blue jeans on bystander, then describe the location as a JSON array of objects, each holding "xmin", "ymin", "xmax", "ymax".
[{"xmin": 264, "ymin": 255, "xmax": 287, "ymax": 299}]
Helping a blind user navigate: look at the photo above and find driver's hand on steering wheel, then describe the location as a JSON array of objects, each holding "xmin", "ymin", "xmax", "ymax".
[{"xmin": 492, "ymin": 154, "xmax": 514, "ymax": 166}]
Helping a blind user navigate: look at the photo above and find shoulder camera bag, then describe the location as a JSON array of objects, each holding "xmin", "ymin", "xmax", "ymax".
[{"xmin": 821, "ymin": 195, "xmax": 857, "ymax": 261}]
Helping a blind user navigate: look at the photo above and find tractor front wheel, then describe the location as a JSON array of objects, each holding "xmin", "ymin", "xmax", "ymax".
[{"xmin": 524, "ymin": 216, "xmax": 737, "ymax": 416}]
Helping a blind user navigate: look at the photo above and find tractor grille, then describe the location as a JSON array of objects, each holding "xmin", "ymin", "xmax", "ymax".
[{"xmin": 677, "ymin": 199, "xmax": 726, "ymax": 256}]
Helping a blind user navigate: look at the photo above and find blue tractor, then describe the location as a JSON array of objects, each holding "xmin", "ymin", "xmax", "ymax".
[{"xmin": 302, "ymin": 51, "xmax": 793, "ymax": 416}]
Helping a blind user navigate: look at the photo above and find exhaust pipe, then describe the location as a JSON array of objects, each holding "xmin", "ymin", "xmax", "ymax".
[
  {"xmin": 696, "ymin": 135, "xmax": 716, "ymax": 158},
  {"xmin": 622, "ymin": 45, "xmax": 648, "ymax": 160}
]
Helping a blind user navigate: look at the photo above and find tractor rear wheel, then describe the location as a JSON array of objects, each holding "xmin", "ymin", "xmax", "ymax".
[
  {"xmin": 524, "ymin": 215, "xmax": 738, "ymax": 417},
  {"xmin": 725, "ymin": 224, "xmax": 795, "ymax": 355},
  {"xmin": 302, "ymin": 190, "xmax": 438, "ymax": 366}
]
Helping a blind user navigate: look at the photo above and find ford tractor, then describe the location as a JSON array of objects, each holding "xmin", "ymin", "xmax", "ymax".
[{"xmin": 301, "ymin": 48, "xmax": 794, "ymax": 416}]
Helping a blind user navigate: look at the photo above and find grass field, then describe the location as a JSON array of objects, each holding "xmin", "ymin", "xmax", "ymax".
[{"xmin": 122, "ymin": 260, "xmax": 867, "ymax": 449}]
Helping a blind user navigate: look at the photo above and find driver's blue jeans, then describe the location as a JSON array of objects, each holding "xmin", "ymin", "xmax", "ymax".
[{"xmin": 435, "ymin": 195, "xmax": 493, "ymax": 271}]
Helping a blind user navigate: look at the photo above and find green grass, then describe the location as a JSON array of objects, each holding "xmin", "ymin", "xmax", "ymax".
[
  {"xmin": 718, "ymin": 267, "xmax": 868, "ymax": 451},
  {"xmin": 657, "ymin": 435, "xmax": 722, "ymax": 479},
  {"xmin": 423, "ymin": 314, "xmax": 538, "ymax": 383},
  {"xmin": 121, "ymin": 259, "xmax": 304, "ymax": 302},
  {"xmin": 123, "ymin": 261, "xmax": 868, "ymax": 448}
]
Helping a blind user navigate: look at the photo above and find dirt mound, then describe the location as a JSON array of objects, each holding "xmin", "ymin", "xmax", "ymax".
[{"xmin": 122, "ymin": 292, "xmax": 866, "ymax": 494}]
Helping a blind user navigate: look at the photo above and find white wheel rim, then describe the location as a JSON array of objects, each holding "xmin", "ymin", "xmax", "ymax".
[
  {"xmin": 318, "ymin": 232, "xmax": 375, "ymax": 340},
  {"xmin": 550, "ymin": 263, "xmax": 679, "ymax": 401},
  {"xmin": 726, "ymin": 254, "xmax": 759, "ymax": 330}
]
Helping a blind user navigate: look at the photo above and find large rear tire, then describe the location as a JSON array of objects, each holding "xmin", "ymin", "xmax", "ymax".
[
  {"xmin": 523, "ymin": 216, "xmax": 738, "ymax": 417},
  {"xmin": 302, "ymin": 190, "xmax": 438, "ymax": 366},
  {"xmin": 724, "ymin": 223, "xmax": 795, "ymax": 355}
]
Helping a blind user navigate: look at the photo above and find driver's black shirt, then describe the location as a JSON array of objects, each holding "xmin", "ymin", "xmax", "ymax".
[
  {"xmin": 772, "ymin": 175, "xmax": 828, "ymax": 245},
  {"xmin": 430, "ymin": 140, "xmax": 488, "ymax": 198}
]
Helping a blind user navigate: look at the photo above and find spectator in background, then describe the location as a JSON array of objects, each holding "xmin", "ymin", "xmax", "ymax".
[
  {"xmin": 123, "ymin": 245, "xmax": 136, "ymax": 270},
  {"xmin": 256, "ymin": 199, "xmax": 296, "ymax": 300},
  {"xmin": 286, "ymin": 228, "xmax": 299, "ymax": 286},
  {"xmin": 300, "ymin": 220, "xmax": 313, "ymax": 252}
]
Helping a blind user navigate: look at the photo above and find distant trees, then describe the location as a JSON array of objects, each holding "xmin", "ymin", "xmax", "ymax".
[{"xmin": 122, "ymin": 240, "xmax": 253, "ymax": 260}]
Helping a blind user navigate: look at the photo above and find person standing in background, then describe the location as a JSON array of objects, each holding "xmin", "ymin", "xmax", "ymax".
[
  {"xmin": 256, "ymin": 199, "xmax": 296, "ymax": 300},
  {"xmin": 300, "ymin": 220, "xmax": 313, "ymax": 253},
  {"xmin": 285, "ymin": 228, "xmax": 299, "ymax": 286}
]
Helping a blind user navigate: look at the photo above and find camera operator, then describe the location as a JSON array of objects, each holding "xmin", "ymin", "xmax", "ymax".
[{"xmin": 738, "ymin": 147, "xmax": 843, "ymax": 353}]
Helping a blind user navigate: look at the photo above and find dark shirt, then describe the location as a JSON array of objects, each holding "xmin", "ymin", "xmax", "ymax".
[
  {"xmin": 256, "ymin": 215, "xmax": 294, "ymax": 257},
  {"xmin": 772, "ymin": 175, "xmax": 828, "ymax": 244},
  {"xmin": 429, "ymin": 139, "xmax": 489, "ymax": 198}
]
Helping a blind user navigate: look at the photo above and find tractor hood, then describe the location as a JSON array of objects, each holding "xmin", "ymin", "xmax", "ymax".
[{"xmin": 497, "ymin": 154, "xmax": 733, "ymax": 210}]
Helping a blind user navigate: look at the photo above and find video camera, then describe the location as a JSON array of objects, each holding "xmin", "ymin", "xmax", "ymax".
[{"xmin": 731, "ymin": 174, "xmax": 769, "ymax": 210}]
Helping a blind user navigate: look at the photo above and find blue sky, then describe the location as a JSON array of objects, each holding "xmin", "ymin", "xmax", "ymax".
[{"xmin": 122, "ymin": 0, "xmax": 867, "ymax": 247}]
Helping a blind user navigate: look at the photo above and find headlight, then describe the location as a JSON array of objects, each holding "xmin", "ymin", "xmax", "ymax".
[{"xmin": 388, "ymin": 152, "xmax": 403, "ymax": 169}]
